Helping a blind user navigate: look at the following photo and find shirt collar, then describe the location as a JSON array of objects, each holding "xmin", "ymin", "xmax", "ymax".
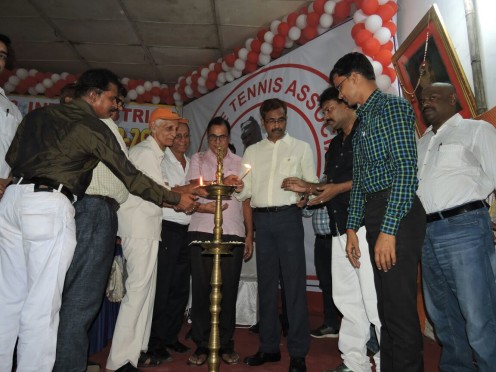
[
  {"xmin": 421, "ymin": 113, "xmax": 462, "ymax": 138},
  {"xmin": 164, "ymin": 147, "xmax": 189, "ymax": 164},
  {"xmin": 146, "ymin": 135, "xmax": 165, "ymax": 159}
]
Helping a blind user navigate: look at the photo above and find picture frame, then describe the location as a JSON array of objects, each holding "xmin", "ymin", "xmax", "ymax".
[{"xmin": 392, "ymin": 4, "xmax": 477, "ymax": 134}]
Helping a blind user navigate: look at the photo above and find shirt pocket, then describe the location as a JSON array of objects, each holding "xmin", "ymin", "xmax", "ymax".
[
  {"xmin": 436, "ymin": 144, "xmax": 469, "ymax": 169},
  {"xmin": 279, "ymin": 156, "xmax": 299, "ymax": 176}
]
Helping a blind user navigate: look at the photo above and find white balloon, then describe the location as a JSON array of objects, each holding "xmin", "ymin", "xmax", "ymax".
[
  {"xmin": 353, "ymin": 9, "xmax": 367, "ymax": 23},
  {"xmin": 374, "ymin": 27, "xmax": 392, "ymax": 45},
  {"xmin": 136, "ymin": 85, "xmax": 145, "ymax": 95},
  {"xmin": 127, "ymin": 89, "xmax": 138, "ymax": 100},
  {"xmin": 261, "ymin": 42, "xmax": 273, "ymax": 55},
  {"xmin": 285, "ymin": 38, "xmax": 294, "ymax": 48},
  {"xmin": 245, "ymin": 38, "xmax": 254, "ymax": 50},
  {"xmin": 225, "ymin": 71, "xmax": 234, "ymax": 82},
  {"xmin": 317, "ymin": 26, "xmax": 328, "ymax": 35},
  {"xmin": 4, "ymin": 82, "xmax": 15, "ymax": 93},
  {"xmin": 234, "ymin": 59, "xmax": 246, "ymax": 71},
  {"xmin": 8, "ymin": 76, "xmax": 20, "ymax": 86},
  {"xmin": 61, "ymin": 72, "xmax": 69, "ymax": 79},
  {"xmin": 201, "ymin": 68, "xmax": 209, "ymax": 78},
  {"xmin": 29, "ymin": 69, "xmax": 38, "ymax": 76},
  {"xmin": 151, "ymin": 80, "xmax": 160, "ymax": 87},
  {"xmin": 324, "ymin": 0, "xmax": 336, "ymax": 15},
  {"xmin": 264, "ymin": 31, "xmax": 274, "ymax": 44},
  {"xmin": 151, "ymin": 96, "xmax": 161, "ymax": 104},
  {"xmin": 216, "ymin": 80, "xmax": 224, "ymax": 88},
  {"xmin": 175, "ymin": 83, "xmax": 180, "ymax": 91},
  {"xmin": 296, "ymin": 14, "xmax": 307, "ymax": 29},
  {"xmin": 173, "ymin": 92, "xmax": 181, "ymax": 101},
  {"xmin": 184, "ymin": 86, "xmax": 193, "ymax": 98},
  {"xmin": 120, "ymin": 77, "xmax": 129, "ymax": 85},
  {"xmin": 178, "ymin": 76, "xmax": 186, "ymax": 82},
  {"xmin": 143, "ymin": 81, "xmax": 152, "ymax": 91},
  {"xmin": 352, "ymin": 46, "xmax": 363, "ymax": 53},
  {"xmin": 232, "ymin": 68, "xmax": 242, "ymax": 78},
  {"xmin": 186, "ymin": 76, "xmax": 192, "ymax": 85},
  {"xmin": 197, "ymin": 77, "xmax": 206, "ymax": 87},
  {"xmin": 258, "ymin": 53, "xmax": 271, "ymax": 66},
  {"xmin": 28, "ymin": 87, "xmax": 37, "ymax": 96},
  {"xmin": 174, "ymin": 100, "xmax": 183, "ymax": 107},
  {"xmin": 376, "ymin": 74, "xmax": 392, "ymax": 91},
  {"xmin": 198, "ymin": 85, "xmax": 208, "ymax": 94},
  {"xmin": 288, "ymin": 26, "xmax": 302, "ymax": 41},
  {"xmin": 222, "ymin": 61, "xmax": 230, "ymax": 72},
  {"xmin": 209, "ymin": 62, "xmax": 216, "ymax": 70},
  {"xmin": 378, "ymin": 0, "xmax": 389, "ymax": 4},
  {"xmin": 16, "ymin": 68, "xmax": 29, "ymax": 79},
  {"xmin": 319, "ymin": 13, "xmax": 333, "ymax": 28},
  {"xmin": 43, "ymin": 78, "xmax": 53, "ymax": 88},
  {"xmin": 365, "ymin": 15, "xmax": 383, "ymax": 33},
  {"xmin": 270, "ymin": 20, "xmax": 281, "ymax": 34},
  {"xmin": 35, "ymin": 83, "xmax": 46, "ymax": 94},
  {"xmin": 238, "ymin": 48, "xmax": 249, "ymax": 61},
  {"xmin": 371, "ymin": 60, "xmax": 383, "ymax": 77},
  {"xmin": 217, "ymin": 72, "xmax": 226, "ymax": 84}
]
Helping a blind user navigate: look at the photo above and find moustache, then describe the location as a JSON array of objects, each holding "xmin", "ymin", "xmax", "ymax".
[{"xmin": 271, "ymin": 128, "xmax": 283, "ymax": 133}]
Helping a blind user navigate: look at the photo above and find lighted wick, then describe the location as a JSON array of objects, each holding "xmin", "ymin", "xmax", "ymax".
[
  {"xmin": 240, "ymin": 164, "xmax": 252, "ymax": 180},
  {"xmin": 199, "ymin": 176, "xmax": 204, "ymax": 186}
]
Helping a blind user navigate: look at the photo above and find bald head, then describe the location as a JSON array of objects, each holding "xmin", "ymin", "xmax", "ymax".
[{"xmin": 420, "ymin": 83, "xmax": 458, "ymax": 132}]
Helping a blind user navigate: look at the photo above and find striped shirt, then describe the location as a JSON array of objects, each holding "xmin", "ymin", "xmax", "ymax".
[{"xmin": 347, "ymin": 89, "xmax": 418, "ymax": 235}]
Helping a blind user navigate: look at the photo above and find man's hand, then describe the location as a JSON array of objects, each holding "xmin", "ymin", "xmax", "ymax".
[
  {"xmin": 170, "ymin": 192, "xmax": 199, "ymax": 214},
  {"xmin": 224, "ymin": 175, "xmax": 244, "ymax": 192},
  {"xmin": 0, "ymin": 177, "xmax": 11, "ymax": 200},
  {"xmin": 244, "ymin": 234, "xmax": 254, "ymax": 261},
  {"xmin": 374, "ymin": 232, "xmax": 396, "ymax": 272},
  {"xmin": 198, "ymin": 201, "xmax": 228, "ymax": 214},
  {"xmin": 345, "ymin": 229, "xmax": 361, "ymax": 268},
  {"xmin": 0, "ymin": 183, "xmax": 5, "ymax": 200},
  {"xmin": 281, "ymin": 177, "xmax": 310, "ymax": 193},
  {"xmin": 308, "ymin": 183, "xmax": 340, "ymax": 205}
]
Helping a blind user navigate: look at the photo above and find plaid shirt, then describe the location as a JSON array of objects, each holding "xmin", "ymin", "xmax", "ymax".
[
  {"xmin": 347, "ymin": 89, "xmax": 418, "ymax": 235},
  {"xmin": 303, "ymin": 205, "xmax": 331, "ymax": 236}
]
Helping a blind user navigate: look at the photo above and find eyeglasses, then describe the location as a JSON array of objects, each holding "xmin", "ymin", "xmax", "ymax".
[
  {"xmin": 208, "ymin": 134, "xmax": 229, "ymax": 142},
  {"xmin": 335, "ymin": 76, "xmax": 350, "ymax": 92},
  {"xmin": 175, "ymin": 134, "xmax": 191, "ymax": 140},
  {"xmin": 265, "ymin": 117, "xmax": 287, "ymax": 125}
]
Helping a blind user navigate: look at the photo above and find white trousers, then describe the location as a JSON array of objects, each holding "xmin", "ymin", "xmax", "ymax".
[
  {"xmin": 332, "ymin": 227, "xmax": 381, "ymax": 372},
  {"xmin": 0, "ymin": 184, "xmax": 76, "ymax": 372},
  {"xmin": 106, "ymin": 237, "xmax": 158, "ymax": 370}
]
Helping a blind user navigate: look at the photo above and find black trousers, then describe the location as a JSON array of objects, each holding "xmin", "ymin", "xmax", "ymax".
[
  {"xmin": 188, "ymin": 231, "xmax": 244, "ymax": 350},
  {"xmin": 364, "ymin": 194, "xmax": 426, "ymax": 372},
  {"xmin": 148, "ymin": 220, "xmax": 190, "ymax": 351}
]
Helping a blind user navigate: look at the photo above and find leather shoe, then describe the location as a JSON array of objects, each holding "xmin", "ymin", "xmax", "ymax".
[
  {"xmin": 166, "ymin": 340, "xmax": 190, "ymax": 353},
  {"xmin": 115, "ymin": 362, "xmax": 141, "ymax": 372},
  {"xmin": 289, "ymin": 357, "xmax": 306, "ymax": 372},
  {"xmin": 244, "ymin": 351, "xmax": 281, "ymax": 366}
]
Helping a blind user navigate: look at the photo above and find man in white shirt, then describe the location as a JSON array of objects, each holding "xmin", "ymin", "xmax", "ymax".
[
  {"xmin": 236, "ymin": 98, "xmax": 318, "ymax": 372},
  {"xmin": 147, "ymin": 119, "xmax": 192, "ymax": 361},
  {"xmin": 417, "ymin": 83, "xmax": 496, "ymax": 372},
  {"xmin": 0, "ymin": 34, "xmax": 22, "ymax": 187}
]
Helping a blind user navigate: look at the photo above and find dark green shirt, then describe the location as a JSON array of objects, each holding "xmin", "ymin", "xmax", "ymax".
[
  {"xmin": 347, "ymin": 89, "xmax": 418, "ymax": 235},
  {"xmin": 6, "ymin": 99, "xmax": 180, "ymax": 206}
]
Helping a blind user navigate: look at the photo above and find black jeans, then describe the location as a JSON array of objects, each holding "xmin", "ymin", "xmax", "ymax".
[
  {"xmin": 364, "ymin": 194, "xmax": 426, "ymax": 372},
  {"xmin": 148, "ymin": 220, "xmax": 190, "ymax": 351}
]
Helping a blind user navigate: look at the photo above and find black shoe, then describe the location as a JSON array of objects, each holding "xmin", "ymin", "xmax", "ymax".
[
  {"xmin": 115, "ymin": 362, "xmax": 141, "ymax": 372},
  {"xmin": 166, "ymin": 340, "xmax": 190, "ymax": 353},
  {"xmin": 248, "ymin": 322, "xmax": 259, "ymax": 333},
  {"xmin": 289, "ymin": 357, "xmax": 306, "ymax": 372},
  {"xmin": 244, "ymin": 351, "xmax": 281, "ymax": 366},
  {"xmin": 155, "ymin": 348, "xmax": 173, "ymax": 362}
]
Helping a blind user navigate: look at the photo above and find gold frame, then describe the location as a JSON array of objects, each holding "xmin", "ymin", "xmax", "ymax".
[{"xmin": 392, "ymin": 5, "xmax": 477, "ymax": 134}]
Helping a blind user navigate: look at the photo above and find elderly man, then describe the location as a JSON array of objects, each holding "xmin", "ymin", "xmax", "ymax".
[
  {"xmin": 0, "ymin": 69, "xmax": 197, "ymax": 372},
  {"xmin": 237, "ymin": 98, "xmax": 317, "ymax": 372},
  {"xmin": 0, "ymin": 33, "xmax": 22, "ymax": 188},
  {"xmin": 330, "ymin": 53, "xmax": 425, "ymax": 372},
  {"xmin": 53, "ymin": 85, "xmax": 131, "ymax": 372},
  {"xmin": 417, "ymin": 83, "xmax": 496, "ymax": 372}
]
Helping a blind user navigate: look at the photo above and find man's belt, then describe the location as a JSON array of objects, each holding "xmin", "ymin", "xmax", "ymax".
[
  {"xmin": 426, "ymin": 200, "xmax": 488, "ymax": 223},
  {"xmin": 253, "ymin": 204, "xmax": 297, "ymax": 213},
  {"xmin": 83, "ymin": 194, "xmax": 120, "ymax": 212},
  {"xmin": 13, "ymin": 176, "xmax": 74, "ymax": 202}
]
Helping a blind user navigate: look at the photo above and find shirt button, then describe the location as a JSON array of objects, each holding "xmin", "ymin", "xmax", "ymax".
[
  {"xmin": 333, "ymin": 210, "xmax": 337, "ymax": 213},
  {"xmin": 340, "ymin": 153, "xmax": 343, "ymax": 156},
  {"xmin": 335, "ymin": 165, "xmax": 339, "ymax": 168}
]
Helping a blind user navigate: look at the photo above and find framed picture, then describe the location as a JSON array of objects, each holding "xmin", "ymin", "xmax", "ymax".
[{"xmin": 392, "ymin": 5, "xmax": 477, "ymax": 134}]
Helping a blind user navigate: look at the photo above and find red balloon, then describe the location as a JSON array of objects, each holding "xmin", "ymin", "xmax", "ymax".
[
  {"xmin": 35, "ymin": 71, "xmax": 45, "ymax": 82},
  {"xmin": 191, "ymin": 74, "xmax": 199, "ymax": 84},
  {"xmin": 361, "ymin": 0, "xmax": 379, "ymax": 16},
  {"xmin": 127, "ymin": 80, "xmax": 138, "ymax": 89},
  {"xmin": 362, "ymin": 37, "xmax": 381, "ymax": 57},
  {"xmin": 160, "ymin": 87, "xmax": 169, "ymax": 98},
  {"xmin": 244, "ymin": 62, "xmax": 258, "ymax": 74},
  {"xmin": 383, "ymin": 21, "xmax": 397, "ymax": 36},
  {"xmin": 277, "ymin": 22, "xmax": 290, "ymax": 36},
  {"xmin": 136, "ymin": 95, "xmax": 145, "ymax": 104},
  {"xmin": 302, "ymin": 26, "xmax": 318, "ymax": 41},
  {"xmin": 287, "ymin": 12, "xmax": 298, "ymax": 26},
  {"xmin": 214, "ymin": 62, "xmax": 222, "ymax": 72},
  {"xmin": 45, "ymin": 87, "xmax": 56, "ymax": 98},
  {"xmin": 383, "ymin": 66, "xmax": 397, "ymax": 82},
  {"xmin": 351, "ymin": 22, "xmax": 366, "ymax": 40},
  {"xmin": 251, "ymin": 39, "xmax": 262, "ymax": 53},
  {"xmin": 206, "ymin": 79, "xmax": 216, "ymax": 90},
  {"xmin": 271, "ymin": 49, "xmax": 283, "ymax": 59},
  {"xmin": 15, "ymin": 82, "xmax": 29, "ymax": 95},
  {"xmin": 313, "ymin": 0, "xmax": 326, "ymax": 15},
  {"xmin": 381, "ymin": 40, "xmax": 394, "ymax": 51},
  {"xmin": 299, "ymin": 7, "xmax": 308, "ymax": 15},
  {"xmin": 194, "ymin": 90, "xmax": 202, "ymax": 98},
  {"xmin": 257, "ymin": 29, "xmax": 267, "ymax": 41},
  {"xmin": 142, "ymin": 92, "xmax": 152, "ymax": 102},
  {"xmin": 66, "ymin": 74, "xmax": 77, "ymax": 83},
  {"xmin": 165, "ymin": 96, "xmax": 174, "ymax": 106},
  {"xmin": 377, "ymin": 3, "xmax": 396, "ymax": 22},
  {"xmin": 334, "ymin": 1, "xmax": 351, "ymax": 20},
  {"xmin": 247, "ymin": 51, "xmax": 259, "ymax": 64},
  {"xmin": 374, "ymin": 49, "xmax": 393, "ymax": 67},
  {"xmin": 233, "ymin": 46, "xmax": 242, "ymax": 56},
  {"xmin": 208, "ymin": 70, "xmax": 218, "ymax": 82},
  {"xmin": 273, "ymin": 34, "xmax": 285, "ymax": 49},
  {"xmin": 307, "ymin": 12, "xmax": 319, "ymax": 27},
  {"xmin": 387, "ymin": 1, "xmax": 398, "ymax": 13},
  {"xmin": 355, "ymin": 0, "xmax": 364, "ymax": 8},
  {"xmin": 355, "ymin": 29, "xmax": 373, "ymax": 47},
  {"xmin": 151, "ymin": 87, "xmax": 160, "ymax": 96},
  {"xmin": 190, "ymin": 81, "xmax": 198, "ymax": 91}
]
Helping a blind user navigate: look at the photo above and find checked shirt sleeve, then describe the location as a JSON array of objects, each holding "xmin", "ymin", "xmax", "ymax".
[{"xmin": 346, "ymin": 130, "xmax": 365, "ymax": 231}]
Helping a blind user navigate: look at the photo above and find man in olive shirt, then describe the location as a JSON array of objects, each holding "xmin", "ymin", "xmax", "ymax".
[{"xmin": 0, "ymin": 68, "xmax": 197, "ymax": 372}]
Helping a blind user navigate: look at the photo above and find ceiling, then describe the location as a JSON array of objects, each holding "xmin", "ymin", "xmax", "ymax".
[{"xmin": 1, "ymin": 0, "xmax": 311, "ymax": 85}]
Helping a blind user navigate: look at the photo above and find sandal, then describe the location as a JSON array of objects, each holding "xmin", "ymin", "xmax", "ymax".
[
  {"xmin": 219, "ymin": 347, "xmax": 240, "ymax": 365},
  {"xmin": 187, "ymin": 347, "xmax": 209, "ymax": 366},
  {"xmin": 137, "ymin": 351, "xmax": 162, "ymax": 368}
]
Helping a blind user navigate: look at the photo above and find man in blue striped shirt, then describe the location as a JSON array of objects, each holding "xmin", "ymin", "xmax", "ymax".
[{"xmin": 330, "ymin": 53, "xmax": 426, "ymax": 372}]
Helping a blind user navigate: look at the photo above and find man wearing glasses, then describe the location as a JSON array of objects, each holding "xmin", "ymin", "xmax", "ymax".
[
  {"xmin": 236, "ymin": 98, "xmax": 318, "ymax": 372},
  {"xmin": 330, "ymin": 53, "xmax": 425, "ymax": 372}
]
